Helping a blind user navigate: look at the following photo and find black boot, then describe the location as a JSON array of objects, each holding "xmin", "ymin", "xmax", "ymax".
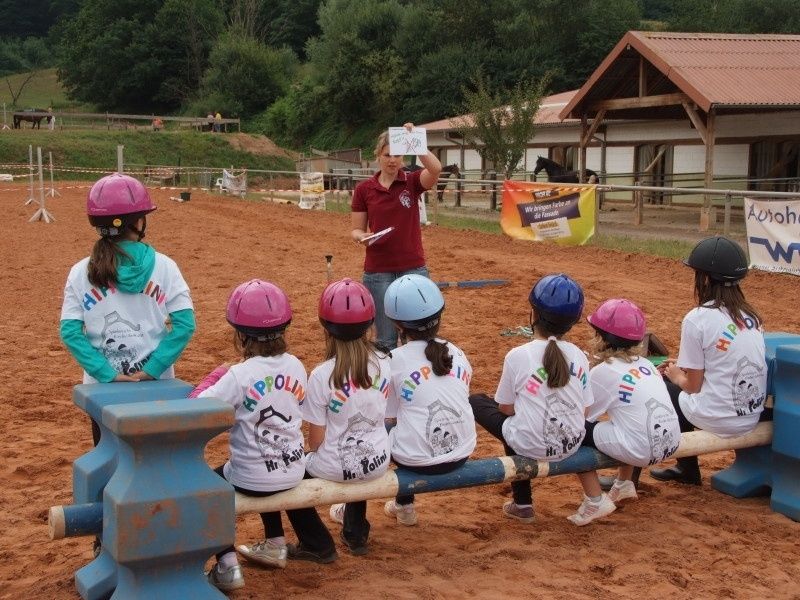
[
  {"xmin": 599, "ymin": 467, "xmax": 642, "ymax": 491},
  {"xmin": 650, "ymin": 457, "xmax": 701, "ymax": 486}
]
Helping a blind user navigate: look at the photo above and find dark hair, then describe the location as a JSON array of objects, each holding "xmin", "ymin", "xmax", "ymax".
[
  {"xmin": 533, "ymin": 312, "xmax": 570, "ymax": 388},
  {"xmin": 694, "ymin": 271, "xmax": 763, "ymax": 328},
  {"xmin": 403, "ymin": 321, "xmax": 452, "ymax": 377},
  {"xmin": 234, "ymin": 330, "xmax": 287, "ymax": 359},
  {"xmin": 88, "ymin": 236, "xmax": 130, "ymax": 289}
]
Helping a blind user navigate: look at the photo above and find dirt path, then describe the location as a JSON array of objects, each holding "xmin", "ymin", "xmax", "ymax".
[{"xmin": 3, "ymin": 184, "xmax": 798, "ymax": 599}]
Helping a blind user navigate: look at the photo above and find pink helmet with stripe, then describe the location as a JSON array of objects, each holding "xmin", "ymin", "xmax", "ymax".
[
  {"xmin": 318, "ymin": 278, "xmax": 375, "ymax": 341},
  {"xmin": 87, "ymin": 173, "xmax": 156, "ymax": 232},
  {"xmin": 227, "ymin": 279, "xmax": 292, "ymax": 339},
  {"xmin": 587, "ymin": 298, "xmax": 646, "ymax": 346}
]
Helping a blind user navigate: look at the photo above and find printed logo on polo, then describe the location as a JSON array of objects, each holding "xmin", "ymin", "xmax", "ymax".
[
  {"xmin": 542, "ymin": 393, "xmax": 582, "ymax": 458},
  {"xmin": 425, "ymin": 399, "xmax": 463, "ymax": 457},
  {"xmin": 731, "ymin": 357, "xmax": 765, "ymax": 416},
  {"xmin": 338, "ymin": 413, "xmax": 387, "ymax": 480},
  {"xmin": 254, "ymin": 405, "xmax": 303, "ymax": 474},
  {"xmin": 100, "ymin": 311, "xmax": 147, "ymax": 375},
  {"xmin": 645, "ymin": 398, "xmax": 679, "ymax": 464},
  {"xmin": 399, "ymin": 190, "xmax": 412, "ymax": 208}
]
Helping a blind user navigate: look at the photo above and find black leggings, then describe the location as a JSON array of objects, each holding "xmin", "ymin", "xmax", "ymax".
[
  {"xmin": 469, "ymin": 394, "xmax": 532, "ymax": 506},
  {"xmin": 393, "ymin": 457, "xmax": 469, "ymax": 506},
  {"xmin": 665, "ymin": 379, "xmax": 696, "ymax": 433},
  {"xmin": 214, "ymin": 465, "xmax": 334, "ymax": 559}
]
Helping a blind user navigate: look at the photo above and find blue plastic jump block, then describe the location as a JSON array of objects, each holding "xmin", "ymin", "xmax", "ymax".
[
  {"xmin": 102, "ymin": 398, "xmax": 234, "ymax": 599},
  {"xmin": 770, "ymin": 344, "xmax": 800, "ymax": 521},
  {"xmin": 72, "ymin": 379, "xmax": 194, "ymax": 504}
]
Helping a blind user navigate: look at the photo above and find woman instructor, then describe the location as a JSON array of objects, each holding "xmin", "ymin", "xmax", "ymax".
[{"xmin": 351, "ymin": 123, "xmax": 442, "ymax": 351}]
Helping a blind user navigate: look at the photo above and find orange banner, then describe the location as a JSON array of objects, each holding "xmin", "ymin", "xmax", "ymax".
[{"xmin": 500, "ymin": 181, "xmax": 596, "ymax": 245}]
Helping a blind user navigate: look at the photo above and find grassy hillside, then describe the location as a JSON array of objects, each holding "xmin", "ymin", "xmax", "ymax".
[
  {"xmin": 0, "ymin": 68, "xmax": 92, "ymax": 112},
  {"xmin": 0, "ymin": 130, "xmax": 295, "ymax": 177}
]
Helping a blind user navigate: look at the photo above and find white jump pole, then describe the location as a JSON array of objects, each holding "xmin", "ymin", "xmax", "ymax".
[
  {"xmin": 235, "ymin": 421, "xmax": 774, "ymax": 515},
  {"xmin": 47, "ymin": 421, "xmax": 774, "ymax": 540},
  {"xmin": 24, "ymin": 144, "xmax": 36, "ymax": 205},
  {"xmin": 29, "ymin": 147, "xmax": 55, "ymax": 223},
  {"xmin": 117, "ymin": 145, "xmax": 124, "ymax": 174},
  {"xmin": 47, "ymin": 151, "xmax": 61, "ymax": 197}
]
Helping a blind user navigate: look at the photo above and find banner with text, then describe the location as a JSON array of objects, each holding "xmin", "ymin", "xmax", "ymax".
[
  {"xmin": 500, "ymin": 181, "xmax": 596, "ymax": 245},
  {"xmin": 744, "ymin": 197, "xmax": 800, "ymax": 276}
]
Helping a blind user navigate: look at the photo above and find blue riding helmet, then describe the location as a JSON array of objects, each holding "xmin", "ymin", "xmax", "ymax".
[
  {"xmin": 384, "ymin": 274, "xmax": 445, "ymax": 330},
  {"xmin": 529, "ymin": 273, "xmax": 584, "ymax": 334}
]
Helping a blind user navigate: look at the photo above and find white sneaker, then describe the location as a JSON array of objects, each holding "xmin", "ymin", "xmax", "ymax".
[
  {"xmin": 237, "ymin": 540, "xmax": 288, "ymax": 569},
  {"xmin": 608, "ymin": 479, "xmax": 638, "ymax": 503},
  {"xmin": 384, "ymin": 500, "xmax": 418, "ymax": 526},
  {"xmin": 329, "ymin": 503, "xmax": 345, "ymax": 524},
  {"xmin": 567, "ymin": 494, "xmax": 617, "ymax": 526},
  {"xmin": 206, "ymin": 562, "xmax": 245, "ymax": 591}
]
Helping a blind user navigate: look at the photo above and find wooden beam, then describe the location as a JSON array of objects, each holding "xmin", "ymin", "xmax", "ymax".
[
  {"xmin": 639, "ymin": 56, "xmax": 647, "ymax": 97},
  {"xmin": 701, "ymin": 109, "xmax": 716, "ymax": 230},
  {"xmin": 581, "ymin": 108, "xmax": 606, "ymax": 148},
  {"xmin": 590, "ymin": 92, "xmax": 689, "ymax": 112},
  {"xmin": 682, "ymin": 102, "xmax": 708, "ymax": 145},
  {"xmin": 579, "ymin": 113, "xmax": 588, "ymax": 182}
]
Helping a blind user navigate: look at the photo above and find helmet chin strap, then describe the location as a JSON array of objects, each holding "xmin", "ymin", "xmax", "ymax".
[{"xmin": 129, "ymin": 215, "xmax": 147, "ymax": 241}]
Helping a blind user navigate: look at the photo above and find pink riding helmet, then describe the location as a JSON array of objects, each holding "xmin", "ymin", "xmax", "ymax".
[
  {"xmin": 587, "ymin": 298, "xmax": 646, "ymax": 342},
  {"xmin": 87, "ymin": 173, "xmax": 156, "ymax": 227},
  {"xmin": 227, "ymin": 280, "xmax": 292, "ymax": 338},
  {"xmin": 319, "ymin": 278, "xmax": 375, "ymax": 340}
]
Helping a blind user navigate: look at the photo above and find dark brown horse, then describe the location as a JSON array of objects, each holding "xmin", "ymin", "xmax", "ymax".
[
  {"xmin": 13, "ymin": 109, "xmax": 52, "ymax": 130},
  {"xmin": 403, "ymin": 163, "xmax": 460, "ymax": 202},
  {"xmin": 533, "ymin": 156, "xmax": 598, "ymax": 183}
]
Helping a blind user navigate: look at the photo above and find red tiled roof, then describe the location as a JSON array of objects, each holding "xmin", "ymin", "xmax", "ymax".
[
  {"xmin": 419, "ymin": 90, "xmax": 579, "ymax": 132},
  {"xmin": 561, "ymin": 31, "xmax": 800, "ymax": 119}
]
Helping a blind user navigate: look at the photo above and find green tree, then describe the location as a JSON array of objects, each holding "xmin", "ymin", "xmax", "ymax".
[
  {"xmin": 665, "ymin": 0, "xmax": 800, "ymax": 33},
  {"xmin": 56, "ymin": 0, "xmax": 223, "ymax": 111},
  {"xmin": 198, "ymin": 33, "xmax": 298, "ymax": 117},
  {"xmin": 453, "ymin": 73, "xmax": 550, "ymax": 179}
]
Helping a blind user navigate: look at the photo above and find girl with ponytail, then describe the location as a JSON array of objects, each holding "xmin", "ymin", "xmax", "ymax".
[
  {"xmin": 470, "ymin": 274, "xmax": 615, "ymax": 526},
  {"xmin": 382, "ymin": 275, "xmax": 476, "ymax": 526}
]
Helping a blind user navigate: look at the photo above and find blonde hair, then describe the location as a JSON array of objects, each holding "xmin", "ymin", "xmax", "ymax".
[
  {"xmin": 589, "ymin": 334, "xmax": 643, "ymax": 367},
  {"xmin": 325, "ymin": 333, "xmax": 379, "ymax": 390},
  {"xmin": 374, "ymin": 131, "xmax": 389, "ymax": 159}
]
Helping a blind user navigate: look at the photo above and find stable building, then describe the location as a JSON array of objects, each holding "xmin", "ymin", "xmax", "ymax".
[{"xmin": 421, "ymin": 31, "xmax": 800, "ymax": 217}]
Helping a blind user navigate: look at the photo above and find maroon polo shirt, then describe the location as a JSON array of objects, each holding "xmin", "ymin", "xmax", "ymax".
[{"xmin": 351, "ymin": 169, "xmax": 427, "ymax": 273}]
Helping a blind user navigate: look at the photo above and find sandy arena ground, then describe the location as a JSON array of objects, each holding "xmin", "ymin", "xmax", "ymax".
[{"xmin": 3, "ymin": 183, "xmax": 800, "ymax": 599}]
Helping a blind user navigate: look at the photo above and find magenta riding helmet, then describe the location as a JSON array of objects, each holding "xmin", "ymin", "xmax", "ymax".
[
  {"xmin": 226, "ymin": 279, "xmax": 292, "ymax": 340},
  {"xmin": 587, "ymin": 298, "xmax": 646, "ymax": 348},
  {"xmin": 319, "ymin": 278, "xmax": 375, "ymax": 341},
  {"xmin": 87, "ymin": 173, "xmax": 156, "ymax": 235}
]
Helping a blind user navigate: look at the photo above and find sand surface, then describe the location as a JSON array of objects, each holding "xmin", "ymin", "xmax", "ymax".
[{"xmin": 3, "ymin": 184, "xmax": 799, "ymax": 599}]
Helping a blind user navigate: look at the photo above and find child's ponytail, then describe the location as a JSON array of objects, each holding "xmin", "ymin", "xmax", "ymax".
[
  {"xmin": 543, "ymin": 337, "xmax": 570, "ymax": 388},
  {"xmin": 424, "ymin": 337, "xmax": 453, "ymax": 377},
  {"xmin": 88, "ymin": 236, "xmax": 127, "ymax": 289}
]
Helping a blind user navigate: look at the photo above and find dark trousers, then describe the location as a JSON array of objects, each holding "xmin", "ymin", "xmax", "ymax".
[
  {"xmin": 394, "ymin": 457, "xmax": 469, "ymax": 506},
  {"xmin": 214, "ymin": 465, "xmax": 334, "ymax": 559},
  {"xmin": 663, "ymin": 379, "xmax": 699, "ymax": 472},
  {"xmin": 342, "ymin": 501, "xmax": 369, "ymax": 547},
  {"xmin": 469, "ymin": 393, "xmax": 532, "ymax": 506}
]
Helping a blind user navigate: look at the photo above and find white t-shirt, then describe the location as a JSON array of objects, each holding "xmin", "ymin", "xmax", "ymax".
[
  {"xmin": 303, "ymin": 355, "xmax": 392, "ymax": 482},
  {"xmin": 386, "ymin": 340, "xmax": 476, "ymax": 466},
  {"xmin": 588, "ymin": 356, "xmax": 680, "ymax": 467},
  {"xmin": 677, "ymin": 304, "xmax": 767, "ymax": 437},
  {"xmin": 199, "ymin": 354, "xmax": 307, "ymax": 492},
  {"xmin": 61, "ymin": 253, "xmax": 193, "ymax": 383},
  {"xmin": 496, "ymin": 339, "xmax": 593, "ymax": 461}
]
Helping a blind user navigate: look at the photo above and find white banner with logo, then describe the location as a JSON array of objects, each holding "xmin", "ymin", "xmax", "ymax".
[
  {"xmin": 299, "ymin": 172, "xmax": 326, "ymax": 210},
  {"xmin": 744, "ymin": 197, "xmax": 800, "ymax": 276}
]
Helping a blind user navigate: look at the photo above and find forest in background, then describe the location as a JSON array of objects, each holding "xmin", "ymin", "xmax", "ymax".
[{"xmin": 2, "ymin": 0, "xmax": 800, "ymax": 152}]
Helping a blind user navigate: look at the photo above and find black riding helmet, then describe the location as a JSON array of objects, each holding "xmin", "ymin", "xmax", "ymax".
[{"xmin": 685, "ymin": 236, "xmax": 748, "ymax": 283}]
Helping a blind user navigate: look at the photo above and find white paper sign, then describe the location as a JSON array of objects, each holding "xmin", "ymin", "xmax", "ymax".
[
  {"xmin": 744, "ymin": 197, "xmax": 800, "ymax": 275},
  {"xmin": 388, "ymin": 127, "xmax": 428, "ymax": 156}
]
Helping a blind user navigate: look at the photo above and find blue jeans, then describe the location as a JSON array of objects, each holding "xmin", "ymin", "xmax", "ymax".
[{"xmin": 363, "ymin": 266, "xmax": 429, "ymax": 351}]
